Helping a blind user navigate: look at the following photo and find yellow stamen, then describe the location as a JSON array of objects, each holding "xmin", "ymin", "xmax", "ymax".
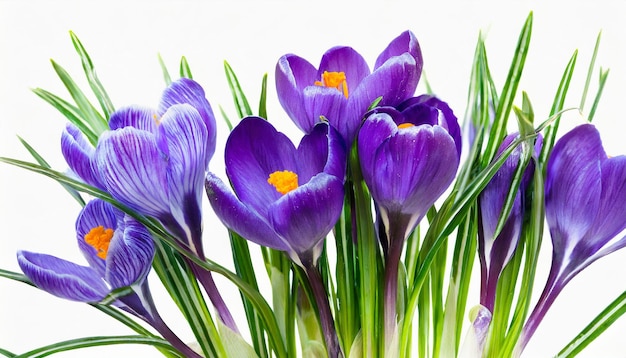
[
  {"xmin": 314, "ymin": 71, "xmax": 349, "ymax": 98},
  {"xmin": 267, "ymin": 170, "xmax": 299, "ymax": 195},
  {"xmin": 85, "ymin": 226, "xmax": 114, "ymax": 259},
  {"xmin": 398, "ymin": 123, "xmax": 414, "ymax": 129},
  {"xmin": 152, "ymin": 113, "xmax": 161, "ymax": 126}
]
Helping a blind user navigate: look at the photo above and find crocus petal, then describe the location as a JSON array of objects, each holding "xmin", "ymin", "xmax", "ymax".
[
  {"xmin": 108, "ymin": 105, "xmax": 158, "ymax": 132},
  {"xmin": 374, "ymin": 30, "xmax": 422, "ymax": 75},
  {"xmin": 76, "ymin": 199, "xmax": 122, "ymax": 277},
  {"xmin": 268, "ymin": 173, "xmax": 344, "ymax": 255},
  {"xmin": 297, "ymin": 123, "xmax": 346, "ymax": 183},
  {"xmin": 95, "ymin": 128, "xmax": 170, "ymax": 218},
  {"xmin": 318, "ymin": 46, "xmax": 370, "ymax": 92},
  {"xmin": 399, "ymin": 95, "xmax": 462, "ymax": 156},
  {"xmin": 275, "ymin": 55, "xmax": 318, "ymax": 133},
  {"xmin": 157, "ymin": 104, "xmax": 209, "ymax": 206},
  {"xmin": 587, "ymin": 156, "xmax": 626, "ymax": 244},
  {"xmin": 17, "ymin": 250, "xmax": 109, "ymax": 302},
  {"xmin": 158, "ymin": 78, "xmax": 217, "ymax": 159},
  {"xmin": 205, "ymin": 173, "xmax": 290, "ymax": 252},
  {"xmin": 302, "ymin": 86, "xmax": 347, "ymax": 133},
  {"xmin": 357, "ymin": 111, "xmax": 398, "ymax": 185},
  {"xmin": 545, "ymin": 124, "xmax": 604, "ymax": 254},
  {"xmin": 225, "ymin": 117, "xmax": 298, "ymax": 217},
  {"xmin": 105, "ymin": 216, "xmax": 155, "ymax": 289},
  {"xmin": 61, "ymin": 123, "xmax": 103, "ymax": 189}
]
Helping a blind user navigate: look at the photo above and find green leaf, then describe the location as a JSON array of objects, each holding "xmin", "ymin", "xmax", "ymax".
[
  {"xmin": 158, "ymin": 53, "xmax": 173, "ymax": 85},
  {"xmin": 556, "ymin": 290, "xmax": 626, "ymax": 357},
  {"xmin": 259, "ymin": 73, "xmax": 268, "ymax": 119},
  {"xmin": 69, "ymin": 31, "xmax": 115, "ymax": 119},
  {"xmin": 98, "ymin": 286, "xmax": 134, "ymax": 306},
  {"xmin": 179, "ymin": 56, "xmax": 193, "ymax": 79},
  {"xmin": 579, "ymin": 31, "xmax": 602, "ymax": 112},
  {"xmin": 31, "ymin": 88, "xmax": 99, "ymax": 146},
  {"xmin": 481, "ymin": 12, "xmax": 533, "ymax": 167},
  {"xmin": 50, "ymin": 59, "xmax": 108, "ymax": 135},
  {"xmin": 224, "ymin": 60, "xmax": 253, "ymax": 119},
  {"xmin": 218, "ymin": 319, "xmax": 260, "ymax": 358},
  {"xmin": 0, "ymin": 347, "xmax": 15, "ymax": 357},
  {"xmin": 219, "ymin": 105, "xmax": 234, "ymax": 131},
  {"xmin": 586, "ymin": 67, "xmax": 609, "ymax": 122},
  {"xmin": 13, "ymin": 335, "xmax": 184, "ymax": 358},
  {"xmin": 17, "ymin": 136, "xmax": 85, "ymax": 206}
]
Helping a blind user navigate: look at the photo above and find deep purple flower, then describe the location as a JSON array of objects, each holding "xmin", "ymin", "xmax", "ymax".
[
  {"xmin": 17, "ymin": 199, "xmax": 154, "ymax": 308},
  {"xmin": 62, "ymin": 79, "xmax": 215, "ymax": 257},
  {"xmin": 205, "ymin": 116, "xmax": 346, "ymax": 267},
  {"xmin": 357, "ymin": 96, "xmax": 460, "ymax": 340},
  {"xmin": 276, "ymin": 30, "xmax": 423, "ymax": 145},
  {"xmin": 478, "ymin": 133, "xmax": 541, "ymax": 312},
  {"xmin": 517, "ymin": 124, "xmax": 626, "ymax": 352},
  {"xmin": 358, "ymin": 96, "xmax": 461, "ymax": 242}
]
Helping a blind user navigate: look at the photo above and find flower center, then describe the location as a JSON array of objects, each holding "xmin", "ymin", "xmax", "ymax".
[
  {"xmin": 314, "ymin": 71, "xmax": 349, "ymax": 98},
  {"xmin": 398, "ymin": 123, "xmax": 414, "ymax": 129},
  {"xmin": 85, "ymin": 226, "xmax": 114, "ymax": 259},
  {"xmin": 267, "ymin": 170, "xmax": 299, "ymax": 195}
]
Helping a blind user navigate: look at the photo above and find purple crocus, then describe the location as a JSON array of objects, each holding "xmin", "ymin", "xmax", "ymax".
[
  {"xmin": 478, "ymin": 133, "xmax": 541, "ymax": 312},
  {"xmin": 357, "ymin": 95, "xmax": 461, "ymax": 341},
  {"xmin": 205, "ymin": 116, "xmax": 346, "ymax": 357},
  {"xmin": 17, "ymin": 198, "xmax": 153, "ymax": 311},
  {"xmin": 205, "ymin": 116, "xmax": 346, "ymax": 267},
  {"xmin": 62, "ymin": 78, "xmax": 214, "ymax": 257},
  {"xmin": 516, "ymin": 124, "xmax": 626, "ymax": 353},
  {"xmin": 17, "ymin": 198, "xmax": 202, "ymax": 357},
  {"xmin": 276, "ymin": 30, "xmax": 423, "ymax": 145}
]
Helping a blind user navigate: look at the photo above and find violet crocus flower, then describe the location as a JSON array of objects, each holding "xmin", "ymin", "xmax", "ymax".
[
  {"xmin": 357, "ymin": 95, "xmax": 461, "ymax": 342},
  {"xmin": 205, "ymin": 116, "xmax": 346, "ymax": 267},
  {"xmin": 17, "ymin": 199, "xmax": 154, "ymax": 306},
  {"xmin": 276, "ymin": 30, "xmax": 423, "ymax": 145},
  {"xmin": 478, "ymin": 133, "xmax": 541, "ymax": 312},
  {"xmin": 516, "ymin": 124, "xmax": 626, "ymax": 354},
  {"xmin": 17, "ymin": 199, "xmax": 202, "ymax": 358},
  {"xmin": 205, "ymin": 116, "xmax": 346, "ymax": 357}
]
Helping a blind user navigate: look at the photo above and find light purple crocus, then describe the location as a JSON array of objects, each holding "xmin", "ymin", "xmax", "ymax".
[
  {"xmin": 517, "ymin": 124, "xmax": 626, "ymax": 353},
  {"xmin": 18, "ymin": 198, "xmax": 203, "ymax": 357},
  {"xmin": 478, "ymin": 133, "xmax": 541, "ymax": 312},
  {"xmin": 17, "ymin": 199, "xmax": 153, "ymax": 312},
  {"xmin": 62, "ymin": 78, "xmax": 215, "ymax": 257},
  {"xmin": 205, "ymin": 116, "xmax": 346, "ymax": 267},
  {"xmin": 357, "ymin": 95, "xmax": 461, "ymax": 341},
  {"xmin": 276, "ymin": 30, "xmax": 422, "ymax": 145}
]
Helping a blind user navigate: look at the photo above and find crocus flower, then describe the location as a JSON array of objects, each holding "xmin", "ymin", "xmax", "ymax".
[
  {"xmin": 205, "ymin": 116, "xmax": 346, "ymax": 267},
  {"xmin": 205, "ymin": 116, "xmax": 346, "ymax": 357},
  {"xmin": 276, "ymin": 30, "xmax": 422, "ymax": 145},
  {"xmin": 516, "ymin": 124, "xmax": 626, "ymax": 353},
  {"xmin": 17, "ymin": 199, "xmax": 154, "ymax": 313},
  {"xmin": 17, "ymin": 198, "xmax": 203, "ymax": 358},
  {"xmin": 357, "ymin": 95, "xmax": 461, "ymax": 342},
  {"xmin": 478, "ymin": 133, "xmax": 541, "ymax": 312},
  {"xmin": 62, "ymin": 78, "xmax": 215, "ymax": 257}
]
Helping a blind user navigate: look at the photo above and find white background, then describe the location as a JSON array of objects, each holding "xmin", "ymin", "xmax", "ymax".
[{"xmin": 1, "ymin": 1, "xmax": 625, "ymax": 357}]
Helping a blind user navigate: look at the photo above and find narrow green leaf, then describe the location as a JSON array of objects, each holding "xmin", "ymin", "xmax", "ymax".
[
  {"xmin": 50, "ymin": 59, "xmax": 108, "ymax": 134},
  {"xmin": 157, "ymin": 54, "xmax": 173, "ymax": 85},
  {"xmin": 482, "ymin": 12, "xmax": 533, "ymax": 167},
  {"xmin": 0, "ymin": 269, "xmax": 33, "ymax": 286},
  {"xmin": 98, "ymin": 286, "xmax": 134, "ymax": 306},
  {"xmin": 586, "ymin": 67, "xmax": 609, "ymax": 122},
  {"xmin": 14, "ymin": 335, "xmax": 183, "ymax": 358},
  {"xmin": 219, "ymin": 105, "xmax": 234, "ymax": 131},
  {"xmin": 31, "ymin": 88, "xmax": 99, "ymax": 146},
  {"xmin": 259, "ymin": 73, "xmax": 268, "ymax": 119},
  {"xmin": 69, "ymin": 31, "xmax": 115, "ymax": 119},
  {"xmin": 0, "ymin": 348, "xmax": 15, "ymax": 357},
  {"xmin": 539, "ymin": 50, "xmax": 577, "ymax": 167},
  {"xmin": 224, "ymin": 60, "xmax": 253, "ymax": 119},
  {"xmin": 179, "ymin": 56, "xmax": 193, "ymax": 79},
  {"xmin": 17, "ymin": 136, "xmax": 85, "ymax": 206},
  {"xmin": 579, "ymin": 31, "xmax": 602, "ymax": 112},
  {"xmin": 556, "ymin": 290, "xmax": 626, "ymax": 358}
]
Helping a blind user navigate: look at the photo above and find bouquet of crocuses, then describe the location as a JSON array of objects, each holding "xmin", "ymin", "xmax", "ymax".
[{"xmin": 1, "ymin": 10, "xmax": 625, "ymax": 358}]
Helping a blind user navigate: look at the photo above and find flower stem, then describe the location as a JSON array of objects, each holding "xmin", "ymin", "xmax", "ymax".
[
  {"xmin": 383, "ymin": 229, "xmax": 405, "ymax": 348},
  {"xmin": 303, "ymin": 262, "xmax": 342, "ymax": 358}
]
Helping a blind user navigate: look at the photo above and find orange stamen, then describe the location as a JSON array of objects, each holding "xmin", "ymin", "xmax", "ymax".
[
  {"xmin": 85, "ymin": 226, "xmax": 114, "ymax": 259},
  {"xmin": 398, "ymin": 123, "xmax": 415, "ymax": 129},
  {"xmin": 267, "ymin": 170, "xmax": 299, "ymax": 195},
  {"xmin": 314, "ymin": 71, "xmax": 349, "ymax": 98}
]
